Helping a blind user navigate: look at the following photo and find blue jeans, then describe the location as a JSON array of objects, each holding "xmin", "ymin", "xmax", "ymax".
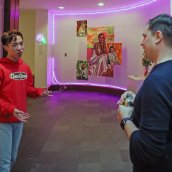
[{"xmin": 0, "ymin": 122, "xmax": 24, "ymax": 172}]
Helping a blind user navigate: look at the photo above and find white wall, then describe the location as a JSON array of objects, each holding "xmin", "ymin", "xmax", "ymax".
[
  {"xmin": 52, "ymin": 0, "xmax": 170, "ymax": 91},
  {"xmin": 53, "ymin": 13, "xmax": 138, "ymax": 89},
  {"xmin": 47, "ymin": 12, "xmax": 54, "ymax": 87}
]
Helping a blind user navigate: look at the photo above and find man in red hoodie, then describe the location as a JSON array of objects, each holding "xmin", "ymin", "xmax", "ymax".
[{"xmin": 0, "ymin": 30, "xmax": 51, "ymax": 172}]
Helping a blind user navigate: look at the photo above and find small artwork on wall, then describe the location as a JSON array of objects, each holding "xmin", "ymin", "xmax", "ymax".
[
  {"xmin": 107, "ymin": 42, "xmax": 122, "ymax": 65},
  {"xmin": 77, "ymin": 20, "xmax": 87, "ymax": 37},
  {"xmin": 76, "ymin": 60, "xmax": 88, "ymax": 80}
]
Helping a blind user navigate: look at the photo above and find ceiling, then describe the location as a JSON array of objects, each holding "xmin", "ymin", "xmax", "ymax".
[{"xmin": 19, "ymin": 0, "xmax": 157, "ymax": 15}]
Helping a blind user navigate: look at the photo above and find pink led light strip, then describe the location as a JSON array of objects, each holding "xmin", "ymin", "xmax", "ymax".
[{"xmin": 52, "ymin": 0, "xmax": 157, "ymax": 16}]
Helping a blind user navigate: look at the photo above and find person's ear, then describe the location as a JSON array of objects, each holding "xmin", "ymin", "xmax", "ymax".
[
  {"xmin": 3, "ymin": 45, "xmax": 8, "ymax": 51},
  {"xmin": 155, "ymin": 31, "xmax": 163, "ymax": 44}
]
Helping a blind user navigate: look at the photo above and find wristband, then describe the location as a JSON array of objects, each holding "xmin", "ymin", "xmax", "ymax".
[{"xmin": 120, "ymin": 117, "xmax": 132, "ymax": 130}]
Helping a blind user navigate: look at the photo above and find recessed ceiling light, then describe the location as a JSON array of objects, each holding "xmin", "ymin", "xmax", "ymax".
[
  {"xmin": 97, "ymin": 2, "xmax": 104, "ymax": 7},
  {"xmin": 53, "ymin": 0, "xmax": 157, "ymax": 16},
  {"xmin": 58, "ymin": 6, "xmax": 64, "ymax": 10}
]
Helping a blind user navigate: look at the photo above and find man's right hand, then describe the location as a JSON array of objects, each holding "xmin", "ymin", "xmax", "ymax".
[
  {"xmin": 13, "ymin": 109, "xmax": 30, "ymax": 122},
  {"xmin": 117, "ymin": 91, "xmax": 136, "ymax": 105}
]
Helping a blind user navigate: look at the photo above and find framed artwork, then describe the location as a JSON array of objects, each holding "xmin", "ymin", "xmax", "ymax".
[
  {"xmin": 77, "ymin": 20, "xmax": 87, "ymax": 37},
  {"xmin": 107, "ymin": 42, "xmax": 122, "ymax": 65},
  {"xmin": 87, "ymin": 26, "xmax": 114, "ymax": 77},
  {"xmin": 76, "ymin": 60, "xmax": 88, "ymax": 80}
]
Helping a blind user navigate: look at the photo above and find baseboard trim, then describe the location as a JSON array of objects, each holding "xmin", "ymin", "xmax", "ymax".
[{"xmin": 48, "ymin": 84, "xmax": 125, "ymax": 96}]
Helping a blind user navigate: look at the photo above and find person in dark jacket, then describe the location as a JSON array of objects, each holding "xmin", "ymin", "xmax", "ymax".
[{"xmin": 117, "ymin": 14, "xmax": 172, "ymax": 172}]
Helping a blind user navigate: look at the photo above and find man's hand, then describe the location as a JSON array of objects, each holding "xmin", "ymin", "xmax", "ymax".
[
  {"xmin": 117, "ymin": 105, "xmax": 134, "ymax": 124},
  {"xmin": 119, "ymin": 104, "xmax": 133, "ymax": 117},
  {"xmin": 13, "ymin": 109, "xmax": 30, "ymax": 122},
  {"xmin": 42, "ymin": 89, "xmax": 53, "ymax": 96},
  {"xmin": 117, "ymin": 91, "xmax": 136, "ymax": 105}
]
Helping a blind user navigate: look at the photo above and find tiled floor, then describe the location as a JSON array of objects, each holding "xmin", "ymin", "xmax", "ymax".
[{"xmin": 12, "ymin": 90, "xmax": 133, "ymax": 172}]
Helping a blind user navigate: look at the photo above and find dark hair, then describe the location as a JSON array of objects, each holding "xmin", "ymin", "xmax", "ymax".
[
  {"xmin": 109, "ymin": 45, "xmax": 114, "ymax": 52},
  {"xmin": 98, "ymin": 33, "xmax": 105, "ymax": 39},
  {"xmin": 1, "ymin": 30, "xmax": 23, "ymax": 46},
  {"xmin": 148, "ymin": 14, "xmax": 172, "ymax": 47}
]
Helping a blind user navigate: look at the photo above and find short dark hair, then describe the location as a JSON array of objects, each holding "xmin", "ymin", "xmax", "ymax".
[
  {"xmin": 148, "ymin": 14, "xmax": 172, "ymax": 47},
  {"xmin": 1, "ymin": 30, "xmax": 23, "ymax": 46},
  {"xmin": 109, "ymin": 45, "xmax": 114, "ymax": 52}
]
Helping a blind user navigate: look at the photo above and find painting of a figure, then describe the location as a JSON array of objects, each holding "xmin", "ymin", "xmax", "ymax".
[
  {"xmin": 87, "ymin": 26, "xmax": 114, "ymax": 77},
  {"xmin": 76, "ymin": 60, "xmax": 88, "ymax": 80},
  {"xmin": 107, "ymin": 43, "xmax": 122, "ymax": 66},
  {"xmin": 77, "ymin": 20, "xmax": 87, "ymax": 37}
]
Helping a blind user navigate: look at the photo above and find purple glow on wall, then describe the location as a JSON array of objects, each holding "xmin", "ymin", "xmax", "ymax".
[
  {"xmin": 52, "ymin": 58, "xmax": 60, "ymax": 84},
  {"xmin": 52, "ymin": 0, "xmax": 157, "ymax": 16},
  {"xmin": 51, "ymin": 58, "xmax": 127, "ymax": 90},
  {"xmin": 52, "ymin": 14, "xmax": 55, "ymax": 45}
]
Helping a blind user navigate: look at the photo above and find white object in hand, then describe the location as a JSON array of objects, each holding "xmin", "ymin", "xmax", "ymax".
[
  {"xmin": 117, "ymin": 91, "xmax": 136, "ymax": 105},
  {"xmin": 118, "ymin": 104, "xmax": 134, "ymax": 118}
]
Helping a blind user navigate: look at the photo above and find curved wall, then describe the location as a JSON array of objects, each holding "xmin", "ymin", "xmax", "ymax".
[{"xmin": 52, "ymin": 0, "xmax": 170, "ymax": 91}]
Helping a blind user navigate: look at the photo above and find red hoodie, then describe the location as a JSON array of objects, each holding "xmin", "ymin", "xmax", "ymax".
[{"xmin": 0, "ymin": 58, "xmax": 44, "ymax": 123}]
